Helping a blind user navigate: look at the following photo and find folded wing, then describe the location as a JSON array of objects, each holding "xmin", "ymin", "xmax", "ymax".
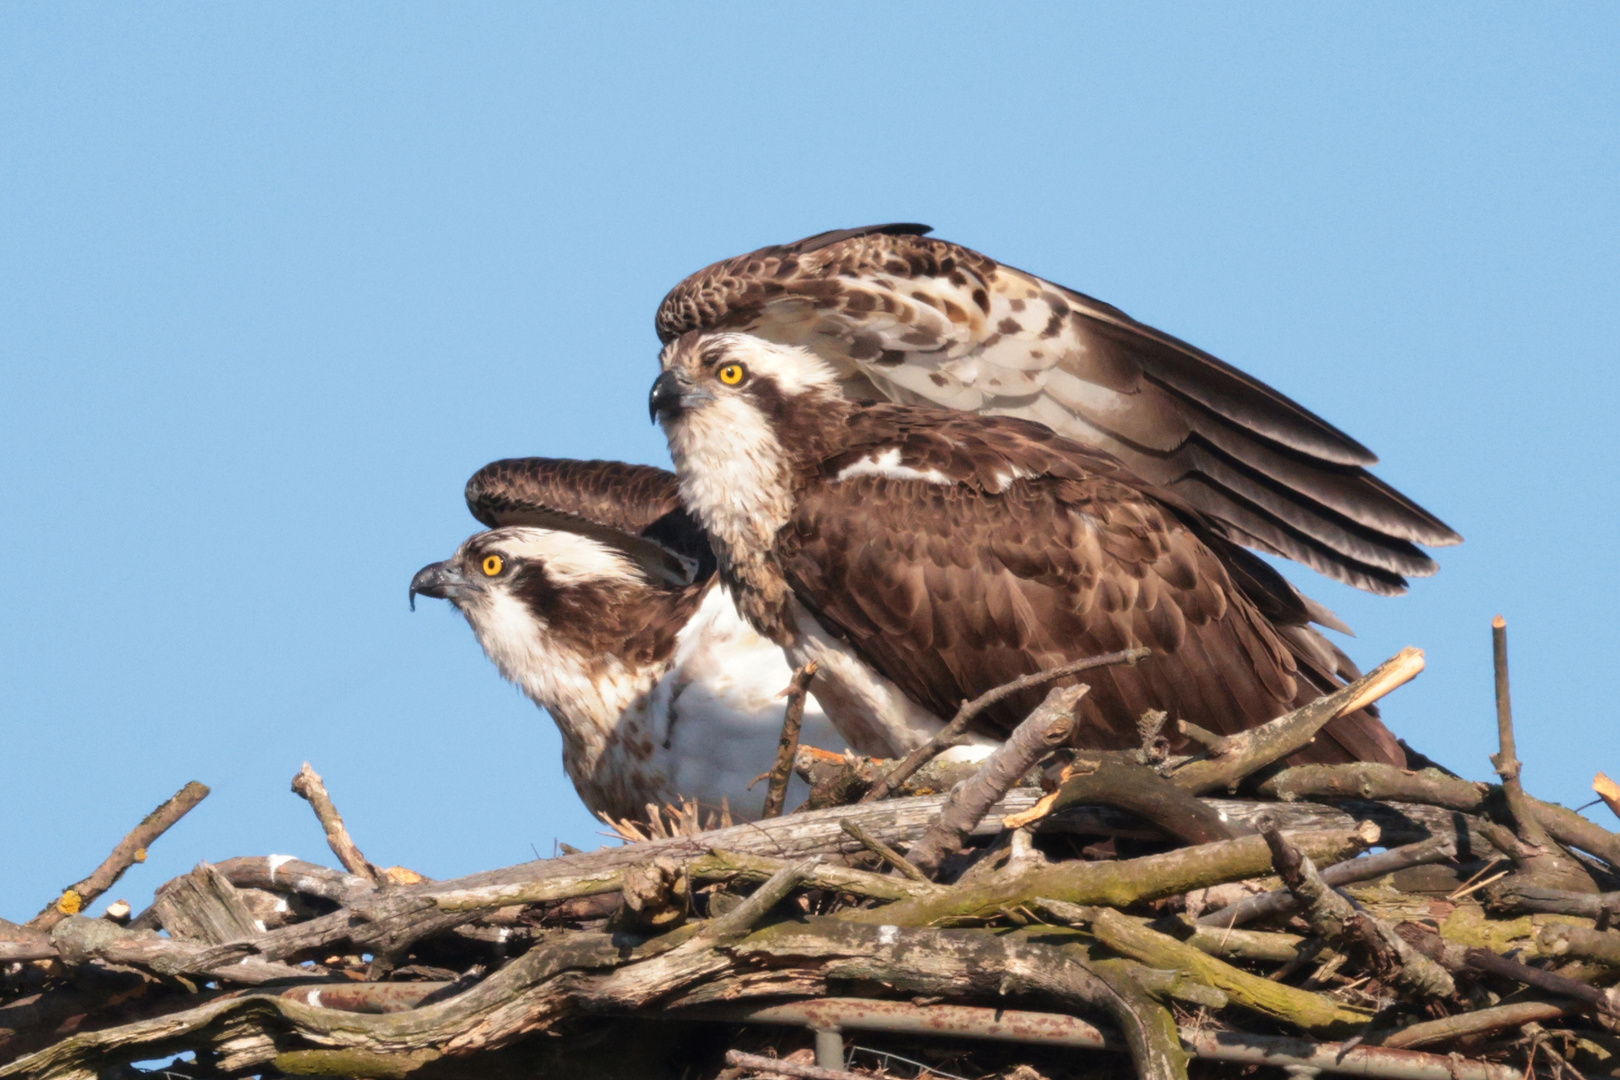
[
  {"xmin": 774, "ymin": 409, "xmax": 1401, "ymax": 765},
  {"xmin": 465, "ymin": 458, "xmax": 716, "ymax": 585}
]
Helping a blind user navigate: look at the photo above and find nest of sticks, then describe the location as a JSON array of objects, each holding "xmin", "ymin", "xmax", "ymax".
[{"xmin": 5, "ymin": 624, "xmax": 1620, "ymax": 1080}]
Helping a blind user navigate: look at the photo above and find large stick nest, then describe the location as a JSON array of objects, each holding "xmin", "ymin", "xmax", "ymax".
[{"xmin": 4, "ymin": 642, "xmax": 1620, "ymax": 1080}]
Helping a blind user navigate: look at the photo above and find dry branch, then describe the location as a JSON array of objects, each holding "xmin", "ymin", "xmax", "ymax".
[
  {"xmin": 1402, "ymin": 923, "xmax": 1620, "ymax": 1019},
  {"xmin": 837, "ymin": 819, "xmax": 927, "ymax": 882},
  {"xmin": 1260, "ymin": 761, "xmax": 1620, "ymax": 870},
  {"xmin": 1256, "ymin": 816, "xmax": 1453, "ymax": 999},
  {"xmin": 905, "ymin": 683, "xmax": 1082, "ymax": 877},
  {"xmin": 1197, "ymin": 833, "xmax": 1456, "ymax": 928},
  {"xmin": 1536, "ymin": 922, "xmax": 1620, "ymax": 967},
  {"xmin": 861, "ymin": 647, "xmax": 1149, "ymax": 803},
  {"xmin": 1167, "ymin": 646, "xmax": 1425, "ymax": 794},
  {"xmin": 1492, "ymin": 884, "xmax": 1620, "ymax": 918},
  {"xmin": 725, "ymin": 1049, "xmax": 860, "ymax": 1080},
  {"xmin": 761, "ymin": 662, "xmax": 818, "ymax": 819},
  {"xmin": 694, "ymin": 997, "xmax": 1523, "ymax": 1080},
  {"xmin": 291, "ymin": 763, "xmax": 384, "ymax": 885},
  {"xmin": 27, "ymin": 780, "xmax": 209, "ymax": 931},
  {"xmin": 1003, "ymin": 754, "xmax": 1239, "ymax": 843},
  {"xmin": 1489, "ymin": 616, "xmax": 1544, "ymax": 844},
  {"xmin": 48, "ymin": 915, "xmax": 312, "ymax": 985},
  {"xmin": 1380, "ymin": 1000, "xmax": 1574, "ymax": 1050},
  {"xmin": 1595, "ymin": 772, "xmax": 1620, "ymax": 821}
]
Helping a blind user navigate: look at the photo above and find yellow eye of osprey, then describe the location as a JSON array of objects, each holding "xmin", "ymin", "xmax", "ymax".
[
  {"xmin": 481, "ymin": 554, "xmax": 504, "ymax": 577},
  {"xmin": 717, "ymin": 362, "xmax": 746, "ymax": 386}
]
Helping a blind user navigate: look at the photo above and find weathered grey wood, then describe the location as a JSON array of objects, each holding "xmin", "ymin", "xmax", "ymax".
[
  {"xmin": 151, "ymin": 861, "xmax": 262, "ymax": 944},
  {"xmin": 47, "ymin": 916, "xmax": 311, "ymax": 986},
  {"xmin": 906, "ymin": 685, "xmax": 1082, "ymax": 877},
  {"xmin": 213, "ymin": 855, "xmax": 378, "ymax": 906}
]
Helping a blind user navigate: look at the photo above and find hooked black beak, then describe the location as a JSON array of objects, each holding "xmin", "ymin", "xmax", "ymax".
[
  {"xmin": 649, "ymin": 369, "xmax": 687, "ymax": 423},
  {"xmin": 409, "ymin": 561, "xmax": 464, "ymax": 611}
]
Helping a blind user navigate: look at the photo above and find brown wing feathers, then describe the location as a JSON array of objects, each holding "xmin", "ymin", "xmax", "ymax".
[
  {"xmin": 776, "ymin": 409, "xmax": 1402, "ymax": 766},
  {"xmin": 658, "ymin": 226, "xmax": 1459, "ymax": 596},
  {"xmin": 466, "ymin": 458, "xmax": 683, "ymax": 533},
  {"xmin": 465, "ymin": 458, "xmax": 716, "ymax": 582}
]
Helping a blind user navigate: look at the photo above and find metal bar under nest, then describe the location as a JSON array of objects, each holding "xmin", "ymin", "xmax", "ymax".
[{"xmin": 676, "ymin": 998, "xmax": 1521, "ymax": 1080}]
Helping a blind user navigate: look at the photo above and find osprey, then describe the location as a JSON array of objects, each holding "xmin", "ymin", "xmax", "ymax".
[
  {"xmin": 649, "ymin": 333, "xmax": 1406, "ymax": 766},
  {"xmin": 657, "ymin": 225, "xmax": 1459, "ymax": 595},
  {"xmin": 408, "ymin": 457, "xmax": 852, "ymax": 822}
]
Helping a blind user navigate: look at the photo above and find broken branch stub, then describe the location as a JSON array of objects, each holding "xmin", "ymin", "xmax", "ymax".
[
  {"xmin": 1168, "ymin": 647, "xmax": 1425, "ymax": 794},
  {"xmin": 905, "ymin": 683, "xmax": 1083, "ymax": 878},
  {"xmin": 291, "ymin": 763, "xmax": 384, "ymax": 885}
]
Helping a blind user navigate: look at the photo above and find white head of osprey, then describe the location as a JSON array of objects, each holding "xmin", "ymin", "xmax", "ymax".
[{"xmin": 651, "ymin": 332, "xmax": 844, "ymax": 562}]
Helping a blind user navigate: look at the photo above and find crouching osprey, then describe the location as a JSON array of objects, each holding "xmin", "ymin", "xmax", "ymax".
[
  {"xmin": 649, "ymin": 333, "xmax": 1407, "ymax": 766},
  {"xmin": 408, "ymin": 457, "xmax": 848, "ymax": 822}
]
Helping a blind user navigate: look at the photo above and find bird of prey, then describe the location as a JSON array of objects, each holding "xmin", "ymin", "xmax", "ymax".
[
  {"xmin": 656, "ymin": 224, "xmax": 1459, "ymax": 595},
  {"xmin": 648, "ymin": 333, "xmax": 1405, "ymax": 766},
  {"xmin": 408, "ymin": 457, "xmax": 848, "ymax": 822}
]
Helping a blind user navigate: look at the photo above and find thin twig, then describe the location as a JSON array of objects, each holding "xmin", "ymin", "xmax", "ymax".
[
  {"xmin": 291, "ymin": 763, "xmax": 384, "ymax": 885},
  {"xmin": 839, "ymin": 819, "xmax": 929, "ymax": 882},
  {"xmin": 28, "ymin": 781, "xmax": 211, "ymax": 931},
  {"xmin": 762, "ymin": 663, "xmax": 818, "ymax": 819},
  {"xmin": 861, "ymin": 648, "xmax": 1148, "ymax": 803},
  {"xmin": 1447, "ymin": 868, "xmax": 1510, "ymax": 901},
  {"xmin": 724, "ymin": 1050, "xmax": 860, "ymax": 1080},
  {"xmin": 1489, "ymin": 616, "xmax": 1551, "ymax": 848}
]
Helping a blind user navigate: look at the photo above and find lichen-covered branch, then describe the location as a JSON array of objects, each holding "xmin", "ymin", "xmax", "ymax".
[
  {"xmin": 842, "ymin": 824, "xmax": 1377, "ymax": 927},
  {"xmin": 27, "ymin": 780, "xmax": 210, "ymax": 931},
  {"xmin": 1083, "ymin": 907, "xmax": 1372, "ymax": 1034},
  {"xmin": 1256, "ymin": 817, "xmax": 1453, "ymax": 999}
]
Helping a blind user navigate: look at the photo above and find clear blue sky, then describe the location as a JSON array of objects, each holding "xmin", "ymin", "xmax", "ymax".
[{"xmin": 3, "ymin": 5, "xmax": 1616, "ymax": 921}]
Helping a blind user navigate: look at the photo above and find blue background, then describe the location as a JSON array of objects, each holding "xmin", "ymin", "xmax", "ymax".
[{"xmin": 3, "ymin": 5, "xmax": 1616, "ymax": 921}]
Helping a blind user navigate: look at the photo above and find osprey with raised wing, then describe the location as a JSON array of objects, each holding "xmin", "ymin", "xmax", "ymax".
[
  {"xmin": 650, "ymin": 332, "xmax": 1407, "ymax": 766},
  {"xmin": 657, "ymin": 225, "xmax": 1459, "ymax": 595}
]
